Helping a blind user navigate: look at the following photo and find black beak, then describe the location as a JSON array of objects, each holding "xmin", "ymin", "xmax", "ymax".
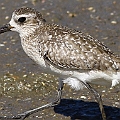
[{"xmin": 0, "ymin": 23, "xmax": 14, "ymax": 34}]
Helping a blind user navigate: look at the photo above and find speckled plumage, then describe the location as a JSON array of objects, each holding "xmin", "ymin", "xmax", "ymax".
[
  {"xmin": 35, "ymin": 23, "xmax": 120, "ymax": 71},
  {"xmin": 8, "ymin": 7, "xmax": 120, "ymax": 90}
]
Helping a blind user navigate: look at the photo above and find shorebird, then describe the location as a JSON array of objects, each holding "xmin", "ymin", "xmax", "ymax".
[{"xmin": 0, "ymin": 7, "xmax": 120, "ymax": 120}]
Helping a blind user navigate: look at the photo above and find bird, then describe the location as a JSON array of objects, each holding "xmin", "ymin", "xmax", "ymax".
[{"xmin": 0, "ymin": 7, "xmax": 120, "ymax": 120}]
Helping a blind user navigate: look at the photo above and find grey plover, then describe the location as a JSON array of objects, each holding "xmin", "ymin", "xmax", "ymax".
[{"xmin": 0, "ymin": 7, "xmax": 120, "ymax": 120}]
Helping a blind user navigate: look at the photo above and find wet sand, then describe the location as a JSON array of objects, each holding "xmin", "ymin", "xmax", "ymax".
[{"xmin": 0, "ymin": 0, "xmax": 120, "ymax": 120}]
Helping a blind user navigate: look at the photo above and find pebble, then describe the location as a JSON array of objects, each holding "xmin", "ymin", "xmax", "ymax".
[
  {"xmin": 23, "ymin": 74, "xmax": 27, "ymax": 77},
  {"xmin": 115, "ymin": 102, "xmax": 119, "ymax": 105},
  {"xmin": 88, "ymin": 7, "xmax": 96, "ymax": 12},
  {"xmin": 67, "ymin": 11, "xmax": 77, "ymax": 17},
  {"xmin": 5, "ymin": 16, "xmax": 9, "ymax": 20},
  {"xmin": 0, "ymin": 44, "xmax": 5, "ymax": 46},
  {"xmin": 102, "ymin": 90, "xmax": 106, "ymax": 93},
  {"xmin": 1, "ymin": 7, "xmax": 5, "ymax": 10},
  {"xmin": 111, "ymin": 20, "xmax": 117, "ymax": 24},
  {"xmin": 6, "ymin": 48, "xmax": 9, "ymax": 50},
  {"xmin": 80, "ymin": 96, "xmax": 87, "ymax": 99}
]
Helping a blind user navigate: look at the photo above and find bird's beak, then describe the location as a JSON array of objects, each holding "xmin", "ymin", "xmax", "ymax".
[{"xmin": 0, "ymin": 23, "xmax": 14, "ymax": 34}]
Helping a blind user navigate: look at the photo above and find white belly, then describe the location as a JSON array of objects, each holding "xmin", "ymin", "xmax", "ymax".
[{"xmin": 63, "ymin": 71, "xmax": 120, "ymax": 90}]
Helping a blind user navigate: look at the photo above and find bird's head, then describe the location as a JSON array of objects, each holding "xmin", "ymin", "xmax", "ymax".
[{"xmin": 0, "ymin": 7, "xmax": 46, "ymax": 36}]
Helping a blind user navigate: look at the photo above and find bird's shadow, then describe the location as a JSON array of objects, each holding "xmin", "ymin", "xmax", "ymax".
[{"xmin": 54, "ymin": 99, "xmax": 120, "ymax": 120}]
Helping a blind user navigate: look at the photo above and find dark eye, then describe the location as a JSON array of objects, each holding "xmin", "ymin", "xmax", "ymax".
[{"xmin": 18, "ymin": 17, "xmax": 26, "ymax": 23}]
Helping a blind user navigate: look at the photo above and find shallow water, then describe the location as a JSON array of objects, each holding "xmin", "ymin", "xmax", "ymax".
[{"xmin": 0, "ymin": 0, "xmax": 120, "ymax": 120}]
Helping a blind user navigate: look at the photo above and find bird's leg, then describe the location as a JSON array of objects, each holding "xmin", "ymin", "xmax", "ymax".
[
  {"xmin": 0, "ymin": 79, "xmax": 63, "ymax": 120},
  {"xmin": 80, "ymin": 81, "xmax": 106, "ymax": 120}
]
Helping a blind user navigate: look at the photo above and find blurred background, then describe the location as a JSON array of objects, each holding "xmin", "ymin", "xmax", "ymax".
[{"xmin": 0, "ymin": 0, "xmax": 120, "ymax": 120}]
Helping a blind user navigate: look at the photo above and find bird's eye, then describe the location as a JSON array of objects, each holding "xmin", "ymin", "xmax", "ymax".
[{"xmin": 18, "ymin": 17, "xmax": 26, "ymax": 23}]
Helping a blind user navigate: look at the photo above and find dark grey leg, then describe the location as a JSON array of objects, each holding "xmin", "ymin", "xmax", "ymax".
[
  {"xmin": 80, "ymin": 81, "xmax": 106, "ymax": 120},
  {"xmin": 0, "ymin": 79, "xmax": 63, "ymax": 120}
]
